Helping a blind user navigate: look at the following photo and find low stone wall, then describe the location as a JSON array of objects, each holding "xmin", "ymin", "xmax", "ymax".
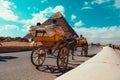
[{"xmin": 0, "ymin": 46, "xmax": 33, "ymax": 53}]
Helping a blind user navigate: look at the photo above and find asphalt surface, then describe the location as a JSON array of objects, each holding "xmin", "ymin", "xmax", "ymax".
[{"xmin": 0, "ymin": 46, "xmax": 103, "ymax": 80}]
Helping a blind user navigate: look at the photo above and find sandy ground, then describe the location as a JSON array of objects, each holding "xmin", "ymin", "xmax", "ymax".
[
  {"xmin": 115, "ymin": 49, "xmax": 120, "ymax": 54},
  {"xmin": 1, "ymin": 41, "xmax": 30, "ymax": 46}
]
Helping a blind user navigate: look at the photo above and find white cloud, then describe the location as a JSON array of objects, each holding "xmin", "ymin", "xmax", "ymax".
[
  {"xmin": 53, "ymin": 6, "xmax": 65, "ymax": 13},
  {"xmin": 0, "ymin": 0, "xmax": 18, "ymax": 21},
  {"xmin": 4, "ymin": 24, "xmax": 19, "ymax": 30},
  {"xmin": 27, "ymin": 7, "xmax": 31, "ymax": 10},
  {"xmin": 73, "ymin": 26, "xmax": 120, "ymax": 44},
  {"xmin": 74, "ymin": 20, "xmax": 84, "ymax": 27},
  {"xmin": 0, "ymin": 24, "xmax": 19, "ymax": 31},
  {"xmin": 33, "ymin": 7, "xmax": 39, "ymax": 11},
  {"xmin": 71, "ymin": 14, "xmax": 77, "ymax": 21},
  {"xmin": 91, "ymin": 0, "xmax": 110, "ymax": 5},
  {"xmin": 84, "ymin": 1, "xmax": 89, "ymax": 6},
  {"xmin": 21, "ymin": 7, "xmax": 52, "ymax": 25},
  {"xmin": 82, "ymin": 1, "xmax": 93, "ymax": 10},
  {"xmin": 81, "ymin": 6, "xmax": 93, "ymax": 10},
  {"xmin": 27, "ymin": 7, "xmax": 39, "ymax": 11},
  {"xmin": 21, "ymin": 5, "xmax": 65, "ymax": 26},
  {"xmin": 13, "ymin": 5, "xmax": 17, "ymax": 9},
  {"xmin": 92, "ymin": 0, "xmax": 120, "ymax": 9},
  {"xmin": 21, "ymin": 24, "xmax": 31, "ymax": 32},
  {"xmin": 114, "ymin": 0, "xmax": 120, "ymax": 8},
  {"xmin": 41, "ymin": 0, "xmax": 48, "ymax": 3},
  {"xmin": 0, "ymin": 24, "xmax": 25, "ymax": 37}
]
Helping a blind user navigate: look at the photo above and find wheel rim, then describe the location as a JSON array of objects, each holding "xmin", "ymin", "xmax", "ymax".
[
  {"xmin": 31, "ymin": 49, "xmax": 46, "ymax": 66},
  {"xmin": 57, "ymin": 47, "xmax": 69, "ymax": 72}
]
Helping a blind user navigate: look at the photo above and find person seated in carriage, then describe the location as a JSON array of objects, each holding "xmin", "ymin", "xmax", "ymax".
[{"xmin": 79, "ymin": 34, "xmax": 86, "ymax": 40}]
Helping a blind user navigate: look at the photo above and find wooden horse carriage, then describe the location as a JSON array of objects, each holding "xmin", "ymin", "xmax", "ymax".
[
  {"xmin": 30, "ymin": 26, "xmax": 78, "ymax": 72},
  {"xmin": 30, "ymin": 26, "xmax": 88, "ymax": 72}
]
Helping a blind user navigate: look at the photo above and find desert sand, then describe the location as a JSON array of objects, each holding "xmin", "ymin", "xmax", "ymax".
[{"xmin": 1, "ymin": 41, "xmax": 30, "ymax": 47}]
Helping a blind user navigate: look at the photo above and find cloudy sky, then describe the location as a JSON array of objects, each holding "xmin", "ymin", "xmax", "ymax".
[{"xmin": 0, "ymin": 0, "xmax": 120, "ymax": 44}]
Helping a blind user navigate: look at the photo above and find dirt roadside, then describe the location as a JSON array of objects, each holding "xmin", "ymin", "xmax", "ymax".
[{"xmin": 0, "ymin": 41, "xmax": 33, "ymax": 53}]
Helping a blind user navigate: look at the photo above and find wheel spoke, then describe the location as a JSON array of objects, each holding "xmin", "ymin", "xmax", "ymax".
[
  {"xmin": 40, "ymin": 57, "xmax": 44, "ymax": 62},
  {"xmin": 34, "ymin": 57, "xmax": 39, "ymax": 64},
  {"xmin": 57, "ymin": 47, "xmax": 69, "ymax": 72},
  {"xmin": 33, "ymin": 55, "xmax": 38, "ymax": 58},
  {"xmin": 31, "ymin": 48, "xmax": 46, "ymax": 66},
  {"xmin": 38, "ymin": 57, "xmax": 40, "ymax": 65}
]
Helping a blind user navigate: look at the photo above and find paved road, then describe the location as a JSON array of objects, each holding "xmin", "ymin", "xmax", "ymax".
[{"xmin": 0, "ymin": 46, "xmax": 102, "ymax": 80}]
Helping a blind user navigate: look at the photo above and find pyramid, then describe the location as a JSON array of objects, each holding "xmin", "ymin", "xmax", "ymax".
[
  {"xmin": 50, "ymin": 12, "xmax": 63, "ymax": 19},
  {"xmin": 25, "ymin": 12, "xmax": 78, "ymax": 39}
]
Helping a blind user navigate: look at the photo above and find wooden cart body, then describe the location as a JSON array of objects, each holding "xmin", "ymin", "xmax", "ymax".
[{"xmin": 33, "ymin": 34, "xmax": 63, "ymax": 47}]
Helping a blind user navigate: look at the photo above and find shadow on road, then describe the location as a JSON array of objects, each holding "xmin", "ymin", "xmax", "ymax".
[
  {"xmin": 36, "ymin": 65, "xmax": 60, "ymax": 73},
  {"xmin": 35, "ymin": 59, "xmax": 86, "ymax": 77},
  {"xmin": 86, "ymin": 54, "xmax": 96, "ymax": 57},
  {"xmin": 36, "ymin": 64, "xmax": 74, "ymax": 72},
  {"xmin": 0, "ymin": 56, "xmax": 18, "ymax": 62}
]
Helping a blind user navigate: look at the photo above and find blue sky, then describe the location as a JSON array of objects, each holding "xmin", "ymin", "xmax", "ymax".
[{"xmin": 0, "ymin": 0, "xmax": 120, "ymax": 44}]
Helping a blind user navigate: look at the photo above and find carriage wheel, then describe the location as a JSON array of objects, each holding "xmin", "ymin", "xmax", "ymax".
[
  {"xmin": 57, "ymin": 47, "xmax": 69, "ymax": 72},
  {"xmin": 31, "ymin": 48, "xmax": 46, "ymax": 66}
]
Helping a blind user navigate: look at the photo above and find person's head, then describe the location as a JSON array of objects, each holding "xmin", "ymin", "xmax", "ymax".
[
  {"xmin": 80, "ymin": 34, "xmax": 83, "ymax": 37},
  {"xmin": 36, "ymin": 22, "xmax": 41, "ymax": 26}
]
